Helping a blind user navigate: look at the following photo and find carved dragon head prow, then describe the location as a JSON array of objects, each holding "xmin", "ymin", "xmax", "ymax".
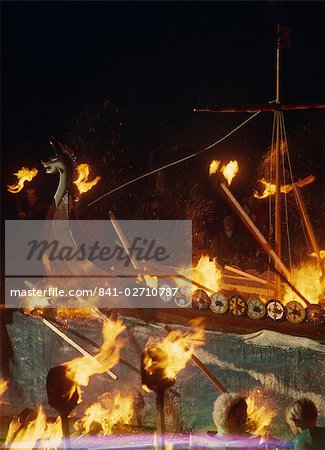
[{"xmin": 41, "ymin": 140, "xmax": 74, "ymax": 208}]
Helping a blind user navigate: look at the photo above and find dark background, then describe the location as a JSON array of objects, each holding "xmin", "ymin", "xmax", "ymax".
[{"xmin": 1, "ymin": 1, "xmax": 324, "ymax": 246}]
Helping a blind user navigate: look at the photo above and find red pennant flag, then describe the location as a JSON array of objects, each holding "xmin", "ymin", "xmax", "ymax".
[{"xmin": 277, "ymin": 25, "xmax": 293, "ymax": 49}]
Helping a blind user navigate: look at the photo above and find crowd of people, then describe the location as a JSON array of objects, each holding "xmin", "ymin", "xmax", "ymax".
[{"xmin": 191, "ymin": 394, "xmax": 325, "ymax": 449}]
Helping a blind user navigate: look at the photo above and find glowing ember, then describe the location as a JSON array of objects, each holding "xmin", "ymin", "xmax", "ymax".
[
  {"xmin": 310, "ymin": 250, "xmax": 325, "ymax": 259},
  {"xmin": 143, "ymin": 317, "xmax": 205, "ymax": 385},
  {"xmin": 5, "ymin": 406, "xmax": 62, "ymax": 450},
  {"xmin": 55, "ymin": 308, "xmax": 97, "ymax": 321},
  {"xmin": 283, "ymin": 261, "xmax": 324, "ymax": 305},
  {"xmin": 73, "ymin": 163, "xmax": 101, "ymax": 200},
  {"xmin": 73, "ymin": 393, "xmax": 134, "ymax": 436},
  {"xmin": 7, "ymin": 167, "xmax": 38, "ymax": 193},
  {"xmin": 209, "ymin": 160, "xmax": 221, "ymax": 176},
  {"xmin": 65, "ymin": 318, "xmax": 125, "ymax": 391},
  {"xmin": 220, "ymin": 160, "xmax": 239, "ymax": 186},
  {"xmin": 254, "ymin": 175, "xmax": 315, "ymax": 199},
  {"xmin": 246, "ymin": 390, "xmax": 276, "ymax": 437},
  {"xmin": 0, "ymin": 378, "xmax": 8, "ymax": 401}
]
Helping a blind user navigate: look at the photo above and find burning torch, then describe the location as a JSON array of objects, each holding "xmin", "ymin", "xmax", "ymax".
[
  {"xmin": 141, "ymin": 319, "xmax": 206, "ymax": 450},
  {"xmin": 7, "ymin": 166, "xmax": 38, "ymax": 217},
  {"xmin": 46, "ymin": 365, "xmax": 80, "ymax": 449},
  {"xmin": 141, "ymin": 345, "xmax": 175, "ymax": 450}
]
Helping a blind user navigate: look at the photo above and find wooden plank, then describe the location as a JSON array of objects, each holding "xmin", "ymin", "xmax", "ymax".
[{"xmin": 221, "ymin": 283, "xmax": 275, "ymax": 297}]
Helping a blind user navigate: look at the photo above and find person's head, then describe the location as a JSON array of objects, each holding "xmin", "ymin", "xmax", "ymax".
[
  {"xmin": 285, "ymin": 398, "xmax": 318, "ymax": 435},
  {"xmin": 213, "ymin": 393, "xmax": 248, "ymax": 436},
  {"xmin": 223, "ymin": 215, "xmax": 235, "ymax": 233},
  {"xmin": 26, "ymin": 188, "xmax": 39, "ymax": 207}
]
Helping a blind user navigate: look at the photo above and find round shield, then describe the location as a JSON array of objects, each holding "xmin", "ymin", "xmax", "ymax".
[
  {"xmin": 229, "ymin": 295, "xmax": 247, "ymax": 316},
  {"xmin": 305, "ymin": 304, "xmax": 325, "ymax": 326},
  {"xmin": 247, "ymin": 297, "xmax": 266, "ymax": 320},
  {"xmin": 192, "ymin": 289, "xmax": 211, "ymax": 310},
  {"xmin": 158, "ymin": 283, "xmax": 174, "ymax": 303},
  {"xmin": 285, "ymin": 301, "xmax": 306, "ymax": 324},
  {"xmin": 210, "ymin": 292, "xmax": 228, "ymax": 314},
  {"xmin": 174, "ymin": 294, "xmax": 192, "ymax": 308},
  {"xmin": 266, "ymin": 299, "xmax": 285, "ymax": 321}
]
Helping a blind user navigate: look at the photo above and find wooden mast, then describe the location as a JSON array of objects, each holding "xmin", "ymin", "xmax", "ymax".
[
  {"xmin": 274, "ymin": 23, "xmax": 282, "ymax": 297},
  {"xmin": 194, "ymin": 25, "xmax": 325, "ymax": 296}
]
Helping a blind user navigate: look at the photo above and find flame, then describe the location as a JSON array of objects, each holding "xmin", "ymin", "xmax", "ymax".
[
  {"xmin": 310, "ymin": 250, "xmax": 325, "ymax": 260},
  {"xmin": 7, "ymin": 167, "xmax": 38, "ymax": 193},
  {"xmin": 0, "ymin": 378, "xmax": 8, "ymax": 402},
  {"xmin": 220, "ymin": 160, "xmax": 239, "ymax": 185},
  {"xmin": 144, "ymin": 275, "xmax": 159, "ymax": 288},
  {"xmin": 209, "ymin": 160, "xmax": 221, "ymax": 176},
  {"xmin": 192, "ymin": 256, "xmax": 222, "ymax": 293},
  {"xmin": 65, "ymin": 318, "xmax": 125, "ymax": 390},
  {"xmin": 177, "ymin": 255, "xmax": 222, "ymax": 295},
  {"xmin": 5, "ymin": 406, "xmax": 62, "ymax": 450},
  {"xmin": 254, "ymin": 175, "xmax": 315, "ymax": 199},
  {"xmin": 73, "ymin": 163, "xmax": 101, "ymax": 200},
  {"xmin": 246, "ymin": 390, "xmax": 276, "ymax": 437},
  {"xmin": 74, "ymin": 393, "xmax": 134, "ymax": 436},
  {"xmin": 283, "ymin": 261, "xmax": 324, "ymax": 305},
  {"xmin": 143, "ymin": 317, "xmax": 205, "ymax": 382}
]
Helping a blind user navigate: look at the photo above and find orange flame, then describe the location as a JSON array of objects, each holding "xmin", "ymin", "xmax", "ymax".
[
  {"xmin": 254, "ymin": 175, "xmax": 315, "ymax": 200},
  {"xmin": 73, "ymin": 392, "xmax": 134, "ymax": 436},
  {"xmin": 177, "ymin": 255, "xmax": 222, "ymax": 295},
  {"xmin": 246, "ymin": 390, "xmax": 276, "ymax": 437},
  {"xmin": 283, "ymin": 261, "xmax": 324, "ymax": 305},
  {"xmin": 5, "ymin": 406, "xmax": 62, "ymax": 450},
  {"xmin": 143, "ymin": 318, "xmax": 205, "ymax": 383},
  {"xmin": 7, "ymin": 167, "xmax": 38, "ymax": 193},
  {"xmin": 0, "ymin": 378, "xmax": 8, "ymax": 402},
  {"xmin": 65, "ymin": 318, "xmax": 125, "ymax": 390},
  {"xmin": 55, "ymin": 308, "xmax": 97, "ymax": 321},
  {"xmin": 209, "ymin": 160, "xmax": 221, "ymax": 176},
  {"xmin": 73, "ymin": 163, "xmax": 101, "ymax": 200},
  {"xmin": 220, "ymin": 160, "xmax": 239, "ymax": 186},
  {"xmin": 310, "ymin": 250, "xmax": 325, "ymax": 260}
]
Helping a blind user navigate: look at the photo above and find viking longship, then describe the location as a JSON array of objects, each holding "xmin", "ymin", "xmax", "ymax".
[{"xmin": 32, "ymin": 25, "xmax": 324, "ymax": 341}]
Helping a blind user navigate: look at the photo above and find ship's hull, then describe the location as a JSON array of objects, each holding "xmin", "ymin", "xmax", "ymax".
[{"xmin": 118, "ymin": 307, "xmax": 324, "ymax": 340}]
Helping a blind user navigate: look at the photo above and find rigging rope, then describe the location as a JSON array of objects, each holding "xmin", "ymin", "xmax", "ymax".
[
  {"xmin": 281, "ymin": 114, "xmax": 312, "ymax": 253},
  {"xmin": 87, "ymin": 111, "xmax": 261, "ymax": 208},
  {"xmin": 269, "ymin": 113, "xmax": 276, "ymax": 240},
  {"xmin": 267, "ymin": 112, "xmax": 277, "ymax": 290},
  {"xmin": 280, "ymin": 112, "xmax": 293, "ymax": 269}
]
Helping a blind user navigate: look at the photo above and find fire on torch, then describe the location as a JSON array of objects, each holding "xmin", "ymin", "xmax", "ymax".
[
  {"xmin": 73, "ymin": 163, "xmax": 101, "ymax": 201},
  {"xmin": 7, "ymin": 166, "xmax": 39, "ymax": 215},
  {"xmin": 141, "ymin": 318, "xmax": 205, "ymax": 450}
]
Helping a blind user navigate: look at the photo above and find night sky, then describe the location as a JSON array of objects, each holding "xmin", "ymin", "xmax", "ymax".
[{"xmin": 2, "ymin": 1, "xmax": 324, "ymax": 242}]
